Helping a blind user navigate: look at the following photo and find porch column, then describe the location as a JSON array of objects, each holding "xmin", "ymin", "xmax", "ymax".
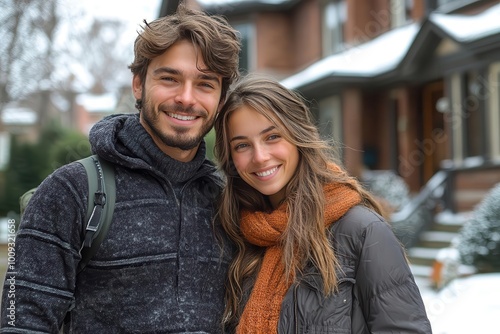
[
  {"xmin": 396, "ymin": 87, "xmax": 420, "ymax": 191},
  {"xmin": 342, "ymin": 88, "xmax": 363, "ymax": 179}
]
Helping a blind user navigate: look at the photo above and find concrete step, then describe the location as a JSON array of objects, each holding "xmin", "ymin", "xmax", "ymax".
[
  {"xmin": 408, "ymin": 247, "xmax": 441, "ymax": 259},
  {"xmin": 410, "ymin": 264, "xmax": 432, "ymax": 278},
  {"xmin": 407, "ymin": 210, "xmax": 471, "ymax": 281},
  {"xmin": 434, "ymin": 210, "xmax": 471, "ymax": 226},
  {"xmin": 418, "ymin": 231, "xmax": 459, "ymax": 248},
  {"xmin": 429, "ymin": 210, "xmax": 471, "ymax": 233},
  {"xmin": 408, "ymin": 247, "xmax": 441, "ymax": 267}
]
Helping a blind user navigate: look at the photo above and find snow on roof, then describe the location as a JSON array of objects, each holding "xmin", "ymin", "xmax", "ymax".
[
  {"xmin": 1, "ymin": 107, "xmax": 37, "ymax": 125},
  {"xmin": 281, "ymin": 3, "xmax": 500, "ymax": 90},
  {"xmin": 430, "ymin": 3, "xmax": 500, "ymax": 42},
  {"xmin": 76, "ymin": 93, "xmax": 117, "ymax": 113},
  {"xmin": 281, "ymin": 23, "xmax": 419, "ymax": 89}
]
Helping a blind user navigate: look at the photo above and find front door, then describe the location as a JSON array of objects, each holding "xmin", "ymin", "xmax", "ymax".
[{"xmin": 422, "ymin": 81, "xmax": 449, "ymax": 183}]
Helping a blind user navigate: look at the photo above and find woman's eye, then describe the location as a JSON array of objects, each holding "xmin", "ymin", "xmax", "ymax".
[
  {"xmin": 268, "ymin": 134, "xmax": 281, "ymax": 141},
  {"xmin": 233, "ymin": 143, "xmax": 248, "ymax": 151}
]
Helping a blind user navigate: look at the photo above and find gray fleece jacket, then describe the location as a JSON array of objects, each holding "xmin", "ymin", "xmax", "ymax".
[{"xmin": 1, "ymin": 113, "xmax": 230, "ymax": 333}]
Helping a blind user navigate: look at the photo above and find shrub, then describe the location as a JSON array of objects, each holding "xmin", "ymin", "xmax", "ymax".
[
  {"xmin": 0, "ymin": 123, "xmax": 91, "ymax": 216},
  {"xmin": 362, "ymin": 170, "xmax": 428, "ymax": 247},
  {"xmin": 457, "ymin": 183, "xmax": 500, "ymax": 272},
  {"xmin": 362, "ymin": 170, "xmax": 409, "ymax": 211}
]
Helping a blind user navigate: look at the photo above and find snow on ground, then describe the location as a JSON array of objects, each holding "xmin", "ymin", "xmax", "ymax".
[{"xmin": 418, "ymin": 273, "xmax": 500, "ymax": 334}]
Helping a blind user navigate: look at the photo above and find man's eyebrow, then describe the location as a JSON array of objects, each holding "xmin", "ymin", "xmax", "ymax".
[
  {"xmin": 152, "ymin": 67, "xmax": 220, "ymax": 84},
  {"xmin": 153, "ymin": 67, "xmax": 179, "ymax": 76},
  {"xmin": 200, "ymin": 73, "xmax": 221, "ymax": 84},
  {"xmin": 229, "ymin": 126, "xmax": 276, "ymax": 143}
]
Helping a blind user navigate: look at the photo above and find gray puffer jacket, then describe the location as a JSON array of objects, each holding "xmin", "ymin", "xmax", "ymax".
[{"xmin": 279, "ymin": 206, "xmax": 432, "ymax": 334}]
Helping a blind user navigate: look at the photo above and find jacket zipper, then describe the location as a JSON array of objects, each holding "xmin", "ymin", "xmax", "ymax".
[{"xmin": 294, "ymin": 283, "xmax": 299, "ymax": 334}]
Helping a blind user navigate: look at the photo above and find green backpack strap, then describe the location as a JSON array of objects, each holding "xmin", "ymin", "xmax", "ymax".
[
  {"xmin": 20, "ymin": 188, "xmax": 37, "ymax": 218},
  {"xmin": 77, "ymin": 155, "xmax": 116, "ymax": 273},
  {"xmin": 18, "ymin": 155, "xmax": 116, "ymax": 273}
]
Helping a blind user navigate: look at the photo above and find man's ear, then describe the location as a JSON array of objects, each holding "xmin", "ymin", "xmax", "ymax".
[
  {"xmin": 217, "ymin": 96, "xmax": 225, "ymax": 113},
  {"xmin": 132, "ymin": 75, "xmax": 143, "ymax": 100}
]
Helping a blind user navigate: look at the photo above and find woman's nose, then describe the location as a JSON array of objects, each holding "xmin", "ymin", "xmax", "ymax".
[{"xmin": 252, "ymin": 145, "xmax": 270, "ymax": 163}]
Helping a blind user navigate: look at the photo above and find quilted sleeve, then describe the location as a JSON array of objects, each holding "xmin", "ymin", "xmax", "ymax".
[{"xmin": 354, "ymin": 211, "xmax": 432, "ymax": 333}]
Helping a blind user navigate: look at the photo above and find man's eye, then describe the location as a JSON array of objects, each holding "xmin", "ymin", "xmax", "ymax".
[{"xmin": 200, "ymin": 82, "xmax": 214, "ymax": 89}]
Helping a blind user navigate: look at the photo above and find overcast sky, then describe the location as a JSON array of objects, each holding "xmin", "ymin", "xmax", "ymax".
[
  {"xmin": 77, "ymin": 0, "xmax": 161, "ymax": 22},
  {"xmin": 75, "ymin": 0, "xmax": 162, "ymax": 49}
]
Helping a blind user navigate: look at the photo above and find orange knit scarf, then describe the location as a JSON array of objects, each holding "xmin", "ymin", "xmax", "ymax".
[{"xmin": 236, "ymin": 171, "xmax": 362, "ymax": 334}]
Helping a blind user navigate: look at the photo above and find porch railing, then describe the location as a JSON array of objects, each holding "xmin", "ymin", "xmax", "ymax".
[
  {"xmin": 390, "ymin": 170, "xmax": 450, "ymax": 248},
  {"xmin": 389, "ymin": 160, "xmax": 500, "ymax": 248}
]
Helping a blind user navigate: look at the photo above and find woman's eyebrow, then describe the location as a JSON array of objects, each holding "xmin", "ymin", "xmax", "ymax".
[{"xmin": 229, "ymin": 126, "xmax": 276, "ymax": 143}]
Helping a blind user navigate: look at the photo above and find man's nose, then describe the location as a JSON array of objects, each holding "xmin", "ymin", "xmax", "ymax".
[{"xmin": 174, "ymin": 84, "xmax": 196, "ymax": 106}]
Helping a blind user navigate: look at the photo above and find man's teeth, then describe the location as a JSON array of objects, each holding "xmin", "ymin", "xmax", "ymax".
[
  {"xmin": 169, "ymin": 113, "xmax": 196, "ymax": 121},
  {"xmin": 256, "ymin": 166, "xmax": 278, "ymax": 177}
]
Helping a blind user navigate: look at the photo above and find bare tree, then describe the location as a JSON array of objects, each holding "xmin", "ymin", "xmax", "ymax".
[
  {"xmin": 69, "ymin": 19, "xmax": 129, "ymax": 94},
  {"xmin": 0, "ymin": 0, "xmax": 130, "ymax": 129},
  {"xmin": 0, "ymin": 0, "xmax": 53, "ymax": 108}
]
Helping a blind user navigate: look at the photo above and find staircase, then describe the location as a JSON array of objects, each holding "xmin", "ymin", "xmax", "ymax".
[
  {"xmin": 401, "ymin": 165, "xmax": 500, "ymax": 290},
  {"xmin": 407, "ymin": 211, "xmax": 471, "ymax": 289}
]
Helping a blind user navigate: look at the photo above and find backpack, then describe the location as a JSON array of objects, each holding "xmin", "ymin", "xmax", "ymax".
[{"xmin": 19, "ymin": 155, "xmax": 116, "ymax": 273}]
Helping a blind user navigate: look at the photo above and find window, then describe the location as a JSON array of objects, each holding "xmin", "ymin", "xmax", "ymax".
[
  {"xmin": 487, "ymin": 62, "xmax": 500, "ymax": 159},
  {"xmin": 318, "ymin": 95, "xmax": 343, "ymax": 145},
  {"xmin": 463, "ymin": 70, "xmax": 485, "ymax": 158},
  {"xmin": 233, "ymin": 22, "xmax": 255, "ymax": 74},
  {"xmin": 322, "ymin": 0, "xmax": 347, "ymax": 56}
]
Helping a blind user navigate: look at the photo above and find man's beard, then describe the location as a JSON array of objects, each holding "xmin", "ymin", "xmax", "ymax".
[{"xmin": 140, "ymin": 95, "xmax": 214, "ymax": 151}]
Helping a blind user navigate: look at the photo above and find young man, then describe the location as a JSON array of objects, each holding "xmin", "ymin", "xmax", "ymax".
[{"xmin": 0, "ymin": 4, "xmax": 240, "ymax": 333}]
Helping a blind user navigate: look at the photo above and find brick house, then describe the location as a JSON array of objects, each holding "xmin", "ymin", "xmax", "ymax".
[{"xmin": 163, "ymin": 0, "xmax": 500, "ymax": 214}]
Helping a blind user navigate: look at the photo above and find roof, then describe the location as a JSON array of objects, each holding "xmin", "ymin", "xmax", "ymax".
[
  {"xmin": 1, "ymin": 107, "xmax": 37, "ymax": 125},
  {"xmin": 281, "ymin": 23, "xmax": 419, "ymax": 89},
  {"xmin": 430, "ymin": 4, "xmax": 500, "ymax": 42},
  {"xmin": 281, "ymin": 3, "xmax": 500, "ymax": 90},
  {"xmin": 198, "ymin": 0, "xmax": 299, "ymax": 14},
  {"xmin": 76, "ymin": 93, "xmax": 118, "ymax": 113}
]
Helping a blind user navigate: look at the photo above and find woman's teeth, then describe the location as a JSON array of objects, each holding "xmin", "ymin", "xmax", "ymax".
[{"xmin": 255, "ymin": 166, "xmax": 278, "ymax": 177}]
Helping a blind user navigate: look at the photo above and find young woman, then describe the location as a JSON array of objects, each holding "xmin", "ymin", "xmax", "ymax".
[{"xmin": 214, "ymin": 74, "xmax": 432, "ymax": 333}]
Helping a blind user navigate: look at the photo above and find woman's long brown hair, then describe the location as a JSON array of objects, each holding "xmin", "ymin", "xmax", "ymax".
[{"xmin": 214, "ymin": 74, "xmax": 383, "ymax": 330}]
